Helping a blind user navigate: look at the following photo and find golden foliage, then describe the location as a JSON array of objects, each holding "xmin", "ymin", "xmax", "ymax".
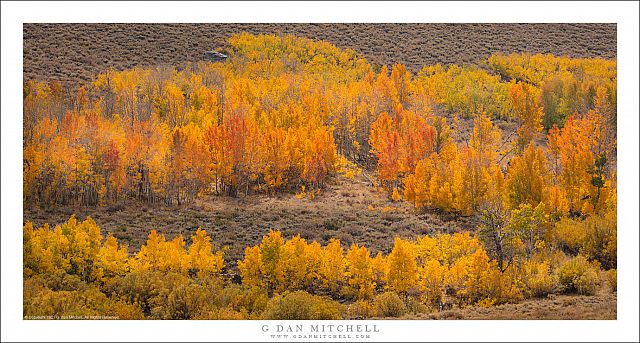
[
  {"xmin": 557, "ymin": 255, "xmax": 600, "ymax": 295},
  {"xmin": 22, "ymin": 34, "xmax": 617, "ymax": 319},
  {"xmin": 345, "ymin": 243, "xmax": 375, "ymax": 300},
  {"xmin": 24, "ymin": 218, "xmax": 613, "ymax": 319},
  {"xmin": 386, "ymin": 238, "xmax": 418, "ymax": 294}
]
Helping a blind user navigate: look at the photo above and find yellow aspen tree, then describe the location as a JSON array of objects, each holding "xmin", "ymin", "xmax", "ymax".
[
  {"xmin": 446, "ymin": 258, "xmax": 468, "ymax": 303},
  {"xmin": 371, "ymin": 251, "xmax": 387, "ymax": 290},
  {"xmin": 93, "ymin": 233, "xmax": 129, "ymax": 281},
  {"xmin": 508, "ymin": 203, "xmax": 547, "ymax": 257},
  {"xmin": 460, "ymin": 249, "xmax": 495, "ymax": 305},
  {"xmin": 23, "ymin": 222, "xmax": 36, "ymax": 276},
  {"xmin": 548, "ymin": 115, "xmax": 602, "ymax": 214},
  {"xmin": 63, "ymin": 216, "xmax": 102, "ymax": 278},
  {"xmin": 163, "ymin": 235, "xmax": 189, "ymax": 274},
  {"xmin": 396, "ymin": 109, "xmax": 436, "ymax": 174},
  {"xmin": 320, "ymin": 239, "xmax": 345, "ymax": 292},
  {"xmin": 449, "ymin": 232, "xmax": 482, "ymax": 264},
  {"xmin": 403, "ymin": 143, "xmax": 459, "ymax": 212},
  {"xmin": 505, "ymin": 142, "xmax": 551, "ymax": 209},
  {"xmin": 260, "ymin": 230, "xmax": 285, "ymax": 292},
  {"xmin": 390, "ymin": 63, "xmax": 413, "ymax": 105},
  {"xmin": 455, "ymin": 114, "xmax": 503, "ymax": 214},
  {"xmin": 345, "ymin": 244, "xmax": 375, "ymax": 300},
  {"xmin": 469, "ymin": 113, "xmax": 501, "ymax": 157},
  {"xmin": 188, "ymin": 229, "xmax": 224, "ymax": 278},
  {"xmin": 131, "ymin": 230, "xmax": 165, "ymax": 272},
  {"xmin": 544, "ymin": 185, "xmax": 570, "ymax": 219},
  {"xmin": 414, "ymin": 235, "xmax": 439, "ymax": 266},
  {"xmin": 305, "ymin": 241, "xmax": 323, "ymax": 288},
  {"xmin": 509, "ymin": 82, "xmax": 543, "ymax": 150},
  {"xmin": 386, "ymin": 238, "xmax": 418, "ymax": 294},
  {"xmin": 281, "ymin": 234, "xmax": 310, "ymax": 290},
  {"xmin": 238, "ymin": 245, "xmax": 263, "ymax": 287},
  {"xmin": 24, "ymin": 222, "xmax": 70, "ymax": 274},
  {"xmin": 455, "ymin": 147, "xmax": 484, "ymax": 214},
  {"xmin": 421, "ymin": 259, "xmax": 446, "ymax": 306},
  {"xmin": 369, "ymin": 112, "xmax": 401, "ymax": 189}
]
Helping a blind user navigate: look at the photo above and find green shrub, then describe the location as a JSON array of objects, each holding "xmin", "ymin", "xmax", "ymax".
[
  {"xmin": 162, "ymin": 282, "xmax": 208, "ymax": 319},
  {"xmin": 27, "ymin": 271, "xmax": 89, "ymax": 292},
  {"xmin": 580, "ymin": 215, "xmax": 617, "ymax": 270},
  {"xmin": 103, "ymin": 270, "xmax": 190, "ymax": 316},
  {"xmin": 162, "ymin": 280, "xmax": 269, "ymax": 320},
  {"xmin": 227, "ymin": 285, "xmax": 270, "ymax": 318},
  {"xmin": 606, "ymin": 269, "xmax": 617, "ymax": 292},
  {"xmin": 552, "ymin": 215, "xmax": 616, "ymax": 270},
  {"xmin": 405, "ymin": 296, "xmax": 430, "ymax": 314},
  {"xmin": 522, "ymin": 260, "xmax": 556, "ymax": 297},
  {"xmin": 23, "ymin": 280, "xmax": 143, "ymax": 319},
  {"xmin": 262, "ymin": 291, "xmax": 343, "ymax": 320},
  {"xmin": 373, "ymin": 291, "xmax": 406, "ymax": 318},
  {"xmin": 556, "ymin": 255, "xmax": 600, "ymax": 295},
  {"xmin": 347, "ymin": 300, "xmax": 375, "ymax": 319},
  {"xmin": 194, "ymin": 306, "xmax": 247, "ymax": 320}
]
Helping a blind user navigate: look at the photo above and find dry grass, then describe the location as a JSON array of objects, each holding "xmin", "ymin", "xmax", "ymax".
[
  {"xmin": 406, "ymin": 292, "xmax": 616, "ymax": 320},
  {"xmin": 23, "ymin": 23, "xmax": 616, "ymax": 87}
]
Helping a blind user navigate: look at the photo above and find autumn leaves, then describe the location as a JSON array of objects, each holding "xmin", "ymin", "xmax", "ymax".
[
  {"xmin": 235, "ymin": 229, "xmax": 534, "ymax": 307},
  {"xmin": 23, "ymin": 34, "xmax": 616, "ymax": 217},
  {"xmin": 24, "ymin": 216, "xmax": 224, "ymax": 282},
  {"xmin": 24, "ymin": 34, "xmax": 356, "ymax": 206},
  {"xmin": 23, "ymin": 217, "xmax": 521, "ymax": 309},
  {"xmin": 22, "ymin": 33, "xmax": 618, "ymax": 319}
]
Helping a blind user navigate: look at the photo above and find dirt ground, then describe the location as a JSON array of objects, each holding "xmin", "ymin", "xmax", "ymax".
[{"xmin": 23, "ymin": 23, "xmax": 616, "ymax": 86}]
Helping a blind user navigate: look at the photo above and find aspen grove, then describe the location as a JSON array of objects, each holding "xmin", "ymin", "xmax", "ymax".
[{"xmin": 23, "ymin": 34, "xmax": 616, "ymax": 319}]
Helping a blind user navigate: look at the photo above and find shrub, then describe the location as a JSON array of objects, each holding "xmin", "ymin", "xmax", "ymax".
[
  {"xmin": 194, "ymin": 306, "xmax": 247, "ymax": 320},
  {"xmin": 580, "ymin": 215, "xmax": 616, "ymax": 270},
  {"xmin": 158, "ymin": 281, "xmax": 269, "ymax": 320},
  {"xmin": 373, "ymin": 291, "xmax": 406, "ymax": 318},
  {"xmin": 557, "ymin": 255, "xmax": 600, "ymax": 295},
  {"xmin": 605, "ymin": 269, "xmax": 616, "ymax": 292},
  {"xmin": 575, "ymin": 267, "xmax": 599, "ymax": 295},
  {"xmin": 476, "ymin": 298, "xmax": 496, "ymax": 308},
  {"xmin": 404, "ymin": 296, "xmax": 430, "ymax": 314},
  {"xmin": 552, "ymin": 215, "xmax": 616, "ymax": 270},
  {"xmin": 28, "ymin": 270, "xmax": 88, "ymax": 292},
  {"xmin": 552, "ymin": 218, "xmax": 585, "ymax": 255},
  {"xmin": 226, "ymin": 285, "xmax": 270, "ymax": 318},
  {"xmin": 23, "ymin": 281, "xmax": 143, "ymax": 319},
  {"xmin": 262, "ymin": 291, "xmax": 343, "ymax": 320},
  {"xmin": 347, "ymin": 300, "xmax": 375, "ymax": 319},
  {"xmin": 103, "ymin": 270, "xmax": 190, "ymax": 316},
  {"xmin": 522, "ymin": 260, "xmax": 556, "ymax": 297},
  {"xmin": 161, "ymin": 282, "xmax": 209, "ymax": 319}
]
